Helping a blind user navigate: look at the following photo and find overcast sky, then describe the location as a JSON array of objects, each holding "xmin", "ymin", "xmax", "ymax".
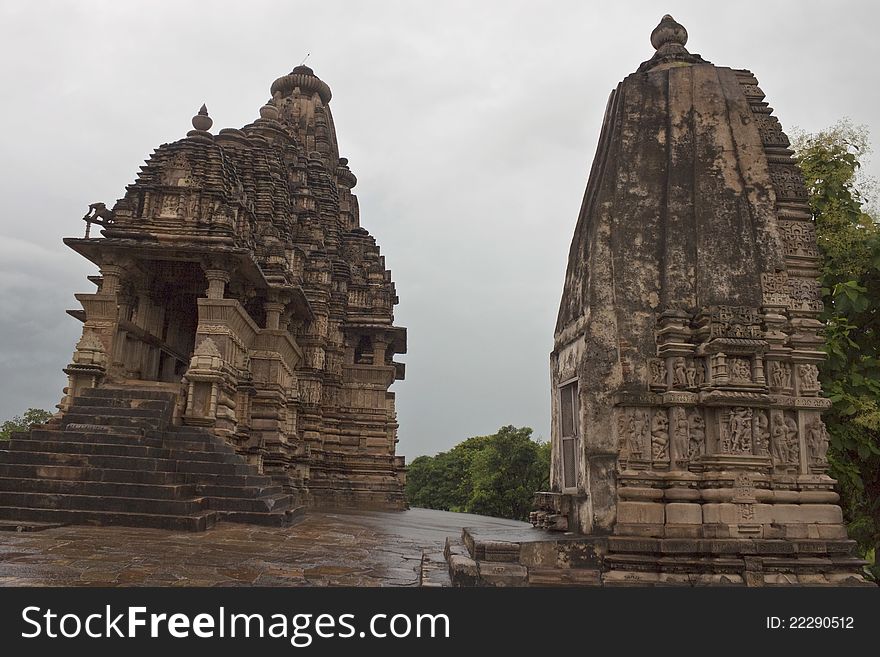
[{"xmin": 0, "ymin": 0, "xmax": 877, "ymax": 459}]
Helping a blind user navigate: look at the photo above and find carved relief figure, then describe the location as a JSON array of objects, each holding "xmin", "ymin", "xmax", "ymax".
[
  {"xmin": 685, "ymin": 361, "xmax": 696, "ymax": 388},
  {"xmin": 649, "ymin": 359, "xmax": 666, "ymax": 387},
  {"xmin": 687, "ymin": 411, "xmax": 705, "ymax": 459},
  {"xmin": 730, "ymin": 358, "xmax": 752, "ymax": 383},
  {"xmin": 806, "ymin": 416, "xmax": 828, "ymax": 465},
  {"xmin": 771, "ymin": 412, "xmax": 789, "ymax": 464},
  {"xmin": 722, "ymin": 407, "xmax": 753, "ymax": 454},
  {"xmin": 770, "ymin": 361, "xmax": 792, "ymax": 389},
  {"xmin": 651, "ymin": 410, "xmax": 669, "ymax": 461},
  {"xmin": 798, "ymin": 364, "xmax": 820, "ymax": 391},
  {"xmin": 784, "ymin": 415, "xmax": 800, "ymax": 464},
  {"xmin": 633, "ymin": 410, "xmax": 649, "ymax": 458},
  {"xmin": 671, "ymin": 407, "xmax": 689, "ymax": 461},
  {"xmin": 753, "ymin": 410, "xmax": 770, "ymax": 457},
  {"xmin": 672, "ymin": 357, "xmax": 688, "ymax": 388}
]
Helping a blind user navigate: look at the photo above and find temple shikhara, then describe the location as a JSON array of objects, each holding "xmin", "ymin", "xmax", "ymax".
[
  {"xmin": 446, "ymin": 16, "xmax": 868, "ymax": 585},
  {"xmin": 0, "ymin": 65, "xmax": 407, "ymax": 529}
]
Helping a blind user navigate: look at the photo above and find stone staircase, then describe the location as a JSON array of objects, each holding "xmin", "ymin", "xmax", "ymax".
[{"xmin": 0, "ymin": 388, "xmax": 304, "ymax": 531}]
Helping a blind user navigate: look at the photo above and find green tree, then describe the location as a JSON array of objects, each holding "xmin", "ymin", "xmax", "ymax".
[
  {"xmin": 405, "ymin": 426, "xmax": 549, "ymax": 521},
  {"xmin": 793, "ymin": 121, "xmax": 880, "ymax": 578},
  {"xmin": 0, "ymin": 408, "xmax": 53, "ymax": 440}
]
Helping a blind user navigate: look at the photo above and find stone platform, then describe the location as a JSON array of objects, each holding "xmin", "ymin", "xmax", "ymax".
[{"xmin": 445, "ymin": 526, "xmax": 871, "ymax": 587}]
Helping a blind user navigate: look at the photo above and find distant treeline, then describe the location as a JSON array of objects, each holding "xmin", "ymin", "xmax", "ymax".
[{"xmin": 405, "ymin": 425, "xmax": 550, "ymax": 521}]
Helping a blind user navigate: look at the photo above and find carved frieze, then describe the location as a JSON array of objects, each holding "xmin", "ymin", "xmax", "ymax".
[
  {"xmin": 761, "ymin": 272, "xmax": 790, "ymax": 307},
  {"xmin": 769, "ymin": 361, "xmax": 792, "ymax": 391},
  {"xmin": 704, "ymin": 306, "xmax": 762, "ymax": 339},
  {"xmin": 769, "ymin": 164, "xmax": 809, "ymax": 201},
  {"xmin": 778, "ymin": 220, "xmax": 820, "ymax": 259},
  {"xmin": 787, "ymin": 278, "xmax": 823, "ymax": 313}
]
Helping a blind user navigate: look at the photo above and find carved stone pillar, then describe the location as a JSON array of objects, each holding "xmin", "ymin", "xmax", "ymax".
[{"xmin": 204, "ymin": 269, "xmax": 230, "ymax": 300}]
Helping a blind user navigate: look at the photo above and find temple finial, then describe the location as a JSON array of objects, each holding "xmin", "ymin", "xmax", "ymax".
[
  {"xmin": 650, "ymin": 14, "xmax": 688, "ymax": 52},
  {"xmin": 191, "ymin": 104, "xmax": 213, "ymax": 132}
]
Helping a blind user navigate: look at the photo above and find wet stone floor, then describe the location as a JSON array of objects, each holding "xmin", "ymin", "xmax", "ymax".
[{"xmin": 0, "ymin": 508, "xmax": 528, "ymax": 587}]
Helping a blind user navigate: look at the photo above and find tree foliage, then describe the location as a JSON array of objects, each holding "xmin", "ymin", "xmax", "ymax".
[
  {"xmin": 0, "ymin": 408, "xmax": 53, "ymax": 440},
  {"xmin": 405, "ymin": 426, "xmax": 550, "ymax": 521},
  {"xmin": 793, "ymin": 121, "xmax": 880, "ymax": 577}
]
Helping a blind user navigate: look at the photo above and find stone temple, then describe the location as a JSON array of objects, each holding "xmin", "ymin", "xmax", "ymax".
[
  {"xmin": 446, "ymin": 16, "xmax": 868, "ymax": 585},
  {"xmin": 0, "ymin": 65, "xmax": 407, "ymax": 530}
]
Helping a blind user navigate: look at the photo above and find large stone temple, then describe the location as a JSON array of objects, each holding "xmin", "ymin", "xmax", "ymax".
[
  {"xmin": 446, "ymin": 16, "xmax": 868, "ymax": 585},
  {"xmin": 0, "ymin": 65, "xmax": 407, "ymax": 530}
]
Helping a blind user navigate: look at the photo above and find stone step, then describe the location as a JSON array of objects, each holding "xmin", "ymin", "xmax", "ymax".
[
  {"xmin": 8, "ymin": 438, "xmax": 171, "ymax": 460},
  {"xmin": 60, "ymin": 423, "xmax": 147, "ymax": 437},
  {"xmin": 9, "ymin": 438, "xmax": 242, "ymax": 466},
  {"xmin": 62, "ymin": 413, "xmax": 163, "ymax": 432},
  {"xmin": 207, "ymin": 493, "xmax": 294, "ymax": 513},
  {"xmin": 0, "ymin": 476, "xmax": 197, "ymax": 500},
  {"xmin": 0, "ymin": 505, "xmax": 216, "ymax": 532},
  {"xmin": 175, "ymin": 459, "xmax": 258, "ymax": 476},
  {"xmin": 81, "ymin": 388, "xmax": 177, "ymax": 402},
  {"xmin": 162, "ymin": 438, "xmax": 236, "ymax": 454},
  {"xmin": 183, "ymin": 472, "xmax": 275, "ymax": 487},
  {"xmin": 71, "ymin": 397, "xmax": 170, "ymax": 411},
  {"xmin": 420, "ymin": 551, "xmax": 452, "ymax": 587},
  {"xmin": 0, "ymin": 462, "xmax": 183, "ymax": 485},
  {"xmin": 66, "ymin": 406, "xmax": 167, "ymax": 419},
  {"xmin": 30, "ymin": 428, "xmax": 165, "ymax": 448},
  {"xmin": 0, "ymin": 449, "xmax": 255, "ymax": 475},
  {"xmin": 195, "ymin": 483, "xmax": 284, "ymax": 498},
  {"xmin": 0, "ymin": 490, "xmax": 207, "ymax": 516},
  {"xmin": 216, "ymin": 506, "xmax": 304, "ymax": 527}
]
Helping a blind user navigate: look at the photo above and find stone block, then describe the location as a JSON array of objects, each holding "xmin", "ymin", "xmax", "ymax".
[
  {"xmin": 448, "ymin": 555, "xmax": 479, "ymax": 587},
  {"xmin": 614, "ymin": 523, "xmax": 665, "ymax": 538},
  {"xmin": 617, "ymin": 501, "xmax": 664, "ymax": 525},
  {"xmin": 519, "ymin": 540, "xmax": 558, "ymax": 568},
  {"xmin": 701, "ymin": 503, "xmax": 738, "ymax": 524},
  {"xmin": 664, "ymin": 524, "xmax": 702, "ymax": 538},
  {"xmin": 665, "ymin": 502, "xmax": 702, "ymax": 524},
  {"xmin": 527, "ymin": 567, "xmax": 601, "ymax": 586},
  {"xmin": 817, "ymin": 525, "xmax": 849, "ymax": 540},
  {"xmin": 477, "ymin": 561, "xmax": 527, "ymax": 587}
]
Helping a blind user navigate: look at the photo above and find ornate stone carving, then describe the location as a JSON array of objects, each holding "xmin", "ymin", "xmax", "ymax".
[
  {"xmin": 706, "ymin": 306, "xmax": 762, "ymax": 339},
  {"xmin": 753, "ymin": 410, "xmax": 770, "ymax": 456},
  {"xmin": 687, "ymin": 411, "xmax": 705, "ymax": 459},
  {"xmin": 769, "ymin": 361, "xmax": 792, "ymax": 390},
  {"xmin": 806, "ymin": 416, "xmax": 829, "ymax": 465},
  {"xmin": 778, "ymin": 220, "xmax": 820, "ymax": 259},
  {"xmin": 650, "ymin": 409, "xmax": 669, "ymax": 461},
  {"xmin": 618, "ymin": 408, "xmax": 650, "ymax": 460},
  {"xmin": 720, "ymin": 407, "xmax": 753, "ymax": 454},
  {"xmin": 671, "ymin": 356, "xmax": 688, "ymax": 388},
  {"xmin": 648, "ymin": 358, "xmax": 666, "ymax": 388},
  {"xmin": 797, "ymin": 363, "xmax": 820, "ymax": 393},
  {"xmin": 761, "ymin": 272, "xmax": 789, "ymax": 307},
  {"xmin": 670, "ymin": 406, "xmax": 690, "ymax": 463},
  {"xmin": 729, "ymin": 358, "xmax": 752, "ymax": 383},
  {"xmin": 787, "ymin": 278, "xmax": 823, "ymax": 313},
  {"xmin": 753, "ymin": 113, "xmax": 789, "ymax": 147},
  {"xmin": 769, "ymin": 164, "xmax": 809, "ymax": 201},
  {"xmin": 771, "ymin": 410, "xmax": 799, "ymax": 465}
]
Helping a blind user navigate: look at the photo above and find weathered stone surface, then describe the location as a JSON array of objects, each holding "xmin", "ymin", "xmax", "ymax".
[{"xmin": 525, "ymin": 14, "xmax": 865, "ymax": 585}]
